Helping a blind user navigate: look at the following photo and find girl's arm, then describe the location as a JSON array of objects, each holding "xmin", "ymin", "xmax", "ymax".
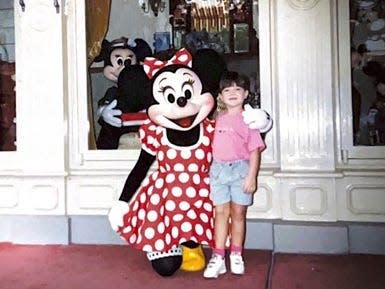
[{"xmin": 243, "ymin": 148, "xmax": 261, "ymax": 194}]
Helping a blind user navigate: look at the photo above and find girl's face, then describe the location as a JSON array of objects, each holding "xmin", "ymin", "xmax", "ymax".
[{"xmin": 219, "ymin": 83, "xmax": 248, "ymax": 110}]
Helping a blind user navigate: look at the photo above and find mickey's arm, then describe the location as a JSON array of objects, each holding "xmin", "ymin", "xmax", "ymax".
[
  {"xmin": 98, "ymin": 86, "xmax": 119, "ymax": 107},
  {"xmin": 97, "ymin": 87, "xmax": 122, "ymax": 127},
  {"xmin": 242, "ymin": 104, "xmax": 273, "ymax": 134},
  {"xmin": 108, "ymin": 149, "xmax": 155, "ymax": 231}
]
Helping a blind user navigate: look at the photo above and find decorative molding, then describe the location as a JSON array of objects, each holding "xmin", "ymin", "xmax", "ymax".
[
  {"xmin": 78, "ymin": 184, "xmax": 116, "ymax": 209},
  {"xmin": 0, "ymin": 185, "xmax": 19, "ymax": 208},
  {"xmin": 30, "ymin": 185, "xmax": 59, "ymax": 210},
  {"xmin": 67, "ymin": 176, "xmax": 124, "ymax": 214},
  {"xmin": 346, "ymin": 184, "xmax": 385, "ymax": 215},
  {"xmin": 286, "ymin": 0, "xmax": 320, "ymax": 10},
  {"xmin": 290, "ymin": 185, "xmax": 327, "ymax": 215}
]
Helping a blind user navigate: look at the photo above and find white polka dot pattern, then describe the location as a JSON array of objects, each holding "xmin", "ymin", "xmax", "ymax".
[
  {"xmin": 167, "ymin": 149, "xmax": 177, "ymax": 159},
  {"xmin": 171, "ymin": 187, "xmax": 182, "ymax": 197},
  {"xmin": 117, "ymin": 119, "xmax": 215, "ymax": 252},
  {"xmin": 179, "ymin": 173, "xmax": 189, "ymax": 183},
  {"xmin": 193, "ymin": 174, "xmax": 200, "ymax": 184},
  {"xmin": 174, "ymin": 163, "xmax": 185, "ymax": 171},
  {"xmin": 187, "ymin": 209, "xmax": 197, "ymax": 219},
  {"xmin": 181, "ymin": 150, "xmax": 191, "ymax": 159},
  {"xmin": 188, "ymin": 163, "xmax": 198, "ymax": 172},
  {"xmin": 186, "ymin": 187, "xmax": 196, "ymax": 198}
]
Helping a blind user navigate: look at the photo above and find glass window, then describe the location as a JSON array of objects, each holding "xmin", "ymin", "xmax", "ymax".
[
  {"xmin": 88, "ymin": 0, "xmax": 261, "ymax": 151},
  {"xmin": 350, "ymin": 0, "xmax": 385, "ymax": 146},
  {"xmin": 66, "ymin": 0, "xmax": 276, "ymax": 169}
]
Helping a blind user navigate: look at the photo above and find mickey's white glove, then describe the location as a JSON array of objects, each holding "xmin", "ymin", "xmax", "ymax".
[
  {"xmin": 97, "ymin": 99, "xmax": 122, "ymax": 128},
  {"xmin": 108, "ymin": 200, "xmax": 130, "ymax": 231},
  {"xmin": 242, "ymin": 104, "xmax": 273, "ymax": 133}
]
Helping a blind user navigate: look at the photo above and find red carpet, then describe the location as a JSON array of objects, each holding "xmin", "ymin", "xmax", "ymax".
[
  {"xmin": 2, "ymin": 243, "xmax": 385, "ymax": 289},
  {"xmin": 0, "ymin": 243, "xmax": 271, "ymax": 289},
  {"xmin": 270, "ymin": 253, "xmax": 385, "ymax": 289}
]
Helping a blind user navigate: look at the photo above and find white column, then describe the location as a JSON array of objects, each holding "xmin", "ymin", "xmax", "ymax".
[
  {"xmin": 15, "ymin": 0, "xmax": 66, "ymax": 173},
  {"xmin": 274, "ymin": 0, "xmax": 335, "ymax": 171}
]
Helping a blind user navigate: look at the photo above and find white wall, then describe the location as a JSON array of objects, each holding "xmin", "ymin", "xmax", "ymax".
[{"xmin": 106, "ymin": 1, "xmax": 171, "ymax": 51}]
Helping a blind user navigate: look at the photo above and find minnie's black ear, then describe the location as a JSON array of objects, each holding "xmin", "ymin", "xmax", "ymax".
[
  {"xmin": 93, "ymin": 39, "xmax": 111, "ymax": 63},
  {"xmin": 192, "ymin": 48, "xmax": 227, "ymax": 96},
  {"xmin": 117, "ymin": 65, "xmax": 152, "ymax": 112}
]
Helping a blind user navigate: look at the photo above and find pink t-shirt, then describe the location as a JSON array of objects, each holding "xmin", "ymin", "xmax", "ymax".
[{"xmin": 212, "ymin": 111, "xmax": 266, "ymax": 162}]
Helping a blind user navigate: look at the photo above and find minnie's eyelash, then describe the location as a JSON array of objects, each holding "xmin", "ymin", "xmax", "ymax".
[
  {"xmin": 158, "ymin": 79, "xmax": 193, "ymax": 93},
  {"xmin": 186, "ymin": 79, "xmax": 195, "ymax": 85},
  {"xmin": 158, "ymin": 85, "xmax": 172, "ymax": 93}
]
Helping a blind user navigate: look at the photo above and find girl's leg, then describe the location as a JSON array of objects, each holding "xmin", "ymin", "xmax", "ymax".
[
  {"xmin": 214, "ymin": 202, "xmax": 231, "ymax": 253},
  {"xmin": 230, "ymin": 202, "xmax": 247, "ymax": 248},
  {"xmin": 229, "ymin": 202, "xmax": 248, "ymax": 275},
  {"xmin": 203, "ymin": 202, "xmax": 230, "ymax": 278}
]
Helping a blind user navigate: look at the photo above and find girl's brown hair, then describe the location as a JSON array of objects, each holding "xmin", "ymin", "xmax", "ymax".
[{"xmin": 219, "ymin": 71, "xmax": 250, "ymax": 92}]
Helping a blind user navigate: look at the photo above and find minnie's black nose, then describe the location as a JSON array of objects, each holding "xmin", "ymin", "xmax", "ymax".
[{"xmin": 177, "ymin": 96, "xmax": 187, "ymax": 107}]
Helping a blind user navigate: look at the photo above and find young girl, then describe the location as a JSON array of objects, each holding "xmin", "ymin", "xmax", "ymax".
[{"xmin": 203, "ymin": 71, "xmax": 266, "ymax": 278}]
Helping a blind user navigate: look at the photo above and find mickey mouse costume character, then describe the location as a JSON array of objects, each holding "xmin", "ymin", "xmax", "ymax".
[
  {"xmin": 94, "ymin": 37, "xmax": 153, "ymax": 149},
  {"xmin": 108, "ymin": 48, "xmax": 273, "ymax": 277}
]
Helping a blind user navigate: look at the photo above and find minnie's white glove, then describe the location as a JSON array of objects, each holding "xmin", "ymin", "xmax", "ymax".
[
  {"xmin": 108, "ymin": 200, "xmax": 130, "ymax": 231},
  {"xmin": 242, "ymin": 104, "xmax": 273, "ymax": 133},
  {"xmin": 97, "ymin": 99, "xmax": 122, "ymax": 128}
]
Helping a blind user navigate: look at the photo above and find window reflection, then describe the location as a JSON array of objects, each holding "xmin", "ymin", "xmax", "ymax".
[
  {"xmin": 88, "ymin": 0, "xmax": 261, "ymax": 150},
  {"xmin": 350, "ymin": 0, "xmax": 385, "ymax": 146},
  {"xmin": 0, "ymin": 1, "xmax": 16, "ymax": 151}
]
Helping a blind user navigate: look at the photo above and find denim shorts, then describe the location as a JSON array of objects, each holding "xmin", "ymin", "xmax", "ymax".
[{"xmin": 209, "ymin": 160, "xmax": 253, "ymax": 206}]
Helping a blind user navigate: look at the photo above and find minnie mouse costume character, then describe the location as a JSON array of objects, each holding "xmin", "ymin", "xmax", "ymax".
[
  {"xmin": 108, "ymin": 48, "xmax": 273, "ymax": 277},
  {"xmin": 94, "ymin": 37, "xmax": 153, "ymax": 149},
  {"xmin": 109, "ymin": 48, "xmax": 217, "ymax": 276}
]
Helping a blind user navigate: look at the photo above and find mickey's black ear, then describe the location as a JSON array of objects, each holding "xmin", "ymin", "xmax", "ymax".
[
  {"xmin": 362, "ymin": 61, "xmax": 384, "ymax": 78},
  {"xmin": 94, "ymin": 39, "xmax": 111, "ymax": 63},
  {"xmin": 133, "ymin": 38, "xmax": 153, "ymax": 62}
]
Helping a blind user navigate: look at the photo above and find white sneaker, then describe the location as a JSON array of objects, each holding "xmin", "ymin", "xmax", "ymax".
[
  {"xmin": 203, "ymin": 254, "xmax": 227, "ymax": 278},
  {"xmin": 230, "ymin": 252, "xmax": 245, "ymax": 275}
]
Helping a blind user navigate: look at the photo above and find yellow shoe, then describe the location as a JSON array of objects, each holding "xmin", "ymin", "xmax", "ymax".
[{"xmin": 180, "ymin": 244, "xmax": 206, "ymax": 272}]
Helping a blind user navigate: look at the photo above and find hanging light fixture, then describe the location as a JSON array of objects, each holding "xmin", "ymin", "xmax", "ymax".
[{"xmin": 139, "ymin": 0, "xmax": 166, "ymax": 16}]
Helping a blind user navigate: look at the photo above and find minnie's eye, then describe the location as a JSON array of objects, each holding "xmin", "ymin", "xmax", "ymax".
[
  {"xmin": 182, "ymin": 79, "xmax": 194, "ymax": 99},
  {"xmin": 184, "ymin": 89, "xmax": 192, "ymax": 99},
  {"xmin": 167, "ymin": 93, "xmax": 175, "ymax": 103},
  {"xmin": 159, "ymin": 86, "xmax": 176, "ymax": 103}
]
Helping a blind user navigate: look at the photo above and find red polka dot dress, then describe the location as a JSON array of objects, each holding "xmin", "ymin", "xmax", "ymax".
[{"xmin": 117, "ymin": 118, "xmax": 215, "ymax": 253}]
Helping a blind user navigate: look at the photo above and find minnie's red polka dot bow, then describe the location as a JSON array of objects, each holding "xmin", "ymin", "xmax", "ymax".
[{"xmin": 143, "ymin": 48, "xmax": 192, "ymax": 79}]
